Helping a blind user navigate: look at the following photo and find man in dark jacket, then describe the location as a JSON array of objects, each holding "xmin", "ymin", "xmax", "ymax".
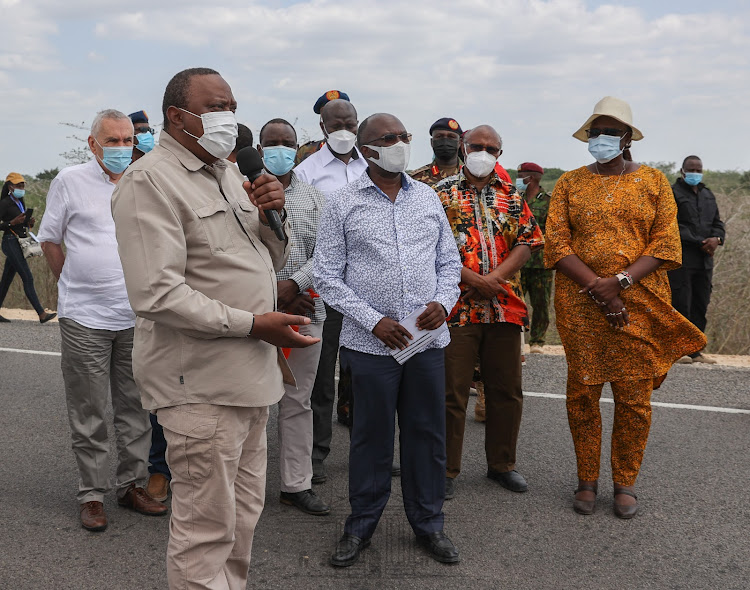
[{"xmin": 669, "ymin": 155, "xmax": 725, "ymax": 364}]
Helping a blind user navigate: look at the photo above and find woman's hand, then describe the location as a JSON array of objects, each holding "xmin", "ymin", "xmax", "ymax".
[
  {"xmin": 28, "ymin": 217, "xmax": 36, "ymax": 228},
  {"xmin": 580, "ymin": 276, "xmax": 621, "ymax": 304},
  {"xmin": 602, "ymin": 296, "xmax": 629, "ymax": 329},
  {"xmin": 10, "ymin": 213, "xmax": 25, "ymax": 226}
]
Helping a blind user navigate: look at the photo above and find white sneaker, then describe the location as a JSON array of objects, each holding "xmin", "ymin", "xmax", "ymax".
[{"xmin": 529, "ymin": 344, "xmax": 544, "ymax": 354}]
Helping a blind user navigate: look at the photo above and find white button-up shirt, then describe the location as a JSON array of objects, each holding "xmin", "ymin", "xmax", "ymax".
[
  {"xmin": 294, "ymin": 143, "xmax": 367, "ymax": 195},
  {"xmin": 37, "ymin": 159, "xmax": 135, "ymax": 331}
]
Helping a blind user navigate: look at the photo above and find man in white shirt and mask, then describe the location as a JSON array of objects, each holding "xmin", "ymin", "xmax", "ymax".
[
  {"xmin": 38, "ymin": 109, "xmax": 168, "ymax": 533},
  {"xmin": 295, "ymin": 92, "xmax": 368, "ymax": 484}
]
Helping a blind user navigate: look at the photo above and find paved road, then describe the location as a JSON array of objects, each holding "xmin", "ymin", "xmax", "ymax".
[{"xmin": 1, "ymin": 321, "xmax": 748, "ymax": 589}]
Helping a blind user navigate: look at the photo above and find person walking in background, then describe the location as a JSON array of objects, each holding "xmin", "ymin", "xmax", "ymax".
[
  {"xmin": 544, "ymin": 96, "xmax": 706, "ymax": 519},
  {"xmin": 37, "ymin": 109, "xmax": 167, "ymax": 532},
  {"xmin": 0, "ymin": 173, "xmax": 56, "ymax": 323},
  {"xmin": 517, "ymin": 162, "xmax": 553, "ymax": 353},
  {"xmin": 669, "ymin": 155, "xmax": 725, "ymax": 364},
  {"xmin": 437, "ymin": 125, "xmax": 544, "ymax": 501}
]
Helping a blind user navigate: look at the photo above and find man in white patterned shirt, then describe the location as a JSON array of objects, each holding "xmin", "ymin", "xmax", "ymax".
[
  {"xmin": 314, "ymin": 113, "xmax": 463, "ymax": 567},
  {"xmin": 259, "ymin": 118, "xmax": 330, "ymax": 516}
]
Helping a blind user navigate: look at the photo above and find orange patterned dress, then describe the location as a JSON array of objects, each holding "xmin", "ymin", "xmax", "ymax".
[{"xmin": 544, "ymin": 165, "xmax": 705, "ymax": 385}]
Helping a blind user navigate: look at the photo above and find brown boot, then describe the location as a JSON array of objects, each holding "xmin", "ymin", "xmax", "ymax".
[
  {"xmin": 80, "ymin": 501, "xmax": 108, "ymax": 532},
  {"xmin": 146, "ymin": 473, "xmax": 170, "ymax": 503},
  {"xmin": 474, "ymin": 381, "xmax": 486, "ymax": 422},
  {"xmin": 117, "ymin": 484, "xmax": 168, "ymax": 516}
]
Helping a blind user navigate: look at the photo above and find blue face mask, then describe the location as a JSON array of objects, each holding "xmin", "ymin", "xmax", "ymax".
[
  {"xmin": 95, "ymin": 139, "xmax": 133, "ymax": 174},
  {"xmin": 135, "ymin": 132, "xmax": 155, "ymax": 153},
  {"xmin": 262, "ymin": 146, "xmax": 297, "ymax": 176},
  {"xmin": 683, "ymin": 172, "xmax": 703, "ymax": 186},
  {"xmin": 12, "ymin": 189, "xmax": 25, "ymax": 199},
  {"xmin": 515, "ymin": 177, "xmax": 528, "ymax": 192},
  {"xmin": 587, "ymin": 134, "xmax": 623, "ymax": 164}
]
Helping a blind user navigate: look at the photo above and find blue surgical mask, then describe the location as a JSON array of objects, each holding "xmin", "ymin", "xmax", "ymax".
[
  {"xmin": 12, "ymin": 189, "xmax": 25, "ymax": 199},
  {"xmin": 95, "ymin": 139, "xmax": 133, "ymax": 174},
  {"xmin": 515, "ymin": 177, "xmax": 528, "ymax": 192},
  {"xmin": 135, "ymin": 132, "xmax": 155, "ymax": 153},
  {"xmin": 683, "ymin": 172, "xmax": 703, "ymax": 186},
  {"xmin": 588, "ymin": 134, "xmax": 623, "ymax": 164},
  {"xmin": 262, "ymin": 146, "xmax": 297, "ymax": 176}
]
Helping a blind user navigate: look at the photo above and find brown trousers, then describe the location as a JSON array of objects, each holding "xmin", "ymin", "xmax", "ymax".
[
  {"xmin": 566, "ymin": 378, "xmax": 653, "ymax": 486},
  {"xmin": 445, "ymin": 323, "xmax": 523, "ymax": 478}
]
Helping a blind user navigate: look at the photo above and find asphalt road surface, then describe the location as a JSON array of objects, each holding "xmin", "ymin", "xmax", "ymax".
[{"xmin": 1, "ymin": 321, "xmax": 748, "ymax": 590}]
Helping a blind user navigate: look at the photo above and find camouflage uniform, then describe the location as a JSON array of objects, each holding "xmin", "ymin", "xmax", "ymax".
[
  {"xmin": 410, "ymin": 162, "xmax": 461, "ymax": 187},
  {"xmin": 520, "ymin": 188, "xmax": 553, "ymax": 345}
]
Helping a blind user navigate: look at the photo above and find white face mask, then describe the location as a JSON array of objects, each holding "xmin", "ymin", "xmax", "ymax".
[
  {"xmin": 364, "ymin": 141, "xmax": 411, "ymax": 173},
  {"xmin": 323, "ymin": 121, "xmax": 357, "ymax": 155},
  {"xmin": 464, "ymin": 149, "xmax": 497, "ymax": 178},
  {"xmin": 180, "ymin": 108, "xmax": 238, "ymax": 159}
]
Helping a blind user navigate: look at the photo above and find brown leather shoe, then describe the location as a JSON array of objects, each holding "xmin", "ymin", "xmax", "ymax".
[
  {"xmin": 80, "ymin": 501, "xmax": 108, "ymax": 532},
  {"xmin": 613, "ymin": 488, "xmax": 638, "ymax": 519},
  {"xmin": 146, "ymin": 473, "xmax": 170, "ymax": 503},
  {"xmin": 117, "ymin": 484, "xmax": 168, "ymax": 516}
]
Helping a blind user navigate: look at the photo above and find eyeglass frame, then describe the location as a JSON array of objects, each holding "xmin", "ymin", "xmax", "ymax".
[{"xmin": 366, "ymin": 132, "xmax": 412, "ymax": 146}]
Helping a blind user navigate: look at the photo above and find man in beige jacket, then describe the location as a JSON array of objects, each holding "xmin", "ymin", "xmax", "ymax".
[{"xmin": 112, "ymin": 67, "xmax": 318, "ymax": 590}]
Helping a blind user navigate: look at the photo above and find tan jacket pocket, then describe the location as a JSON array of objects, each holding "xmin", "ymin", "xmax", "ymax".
[
  {"xmin": 158, "ymin": 408, "xmax": 218, "ymax": 481},
  {"xmin": 193, "ymin": 200, "xmax": 237, "ymax": 254}
]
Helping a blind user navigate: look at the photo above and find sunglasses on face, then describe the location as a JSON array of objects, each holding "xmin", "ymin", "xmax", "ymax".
[
  {"xmin": 466, "ymin": 143, "xmax": 501, "ymax": 157},
  {"xmin": 135, "ymin": 127, "xmax": 155, "ymax": 135},
  {"xmin": 586, "ymin": 127, "xmax": 625, "ymax": 138},
  {"xmin": 369, "ymin": 132, "xmax": 412, "ymax": 146}
]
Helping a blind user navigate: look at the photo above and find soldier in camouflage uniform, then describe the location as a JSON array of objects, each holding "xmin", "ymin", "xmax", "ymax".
[
  {"xmin": 410, "ymin": 117, "xmax": 463, "ymax": 187},
  {"xmin": 517, "ymin": 162, "xmax": 553, "ymax": 353}
]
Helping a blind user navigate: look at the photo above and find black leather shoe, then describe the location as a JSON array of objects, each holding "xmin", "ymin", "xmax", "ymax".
[
  {"xmin": 311, "ymin": 461, "xmax": 327, "ymax": 485},
  {"xmin": 391, "ymin": 463, "xmax": 401, "ymax": 477},
  {"xmin": 445, "ymin": 477, "xmax": 456, "ymax": 500},
  {"xmin": 487, "ymin": 469, "xmax": 528, "ymax": 492},
  {"xmin": 330, "ymin": 534, "xmax": 371, "ymax": 567},
  {"xmin": 39, "ymin": 312, "xmax": 57, "ymax": 324},
  {"xmin": 416, "ymin": 531, "xmax": 460, "ymax": 564},
  {"xmin": 280, "ymin": 489, "xmax": 331, "ymax": 515},
  {"xmin": 0, "ymin": 315, "xmax": 10, "ymax": 323}
]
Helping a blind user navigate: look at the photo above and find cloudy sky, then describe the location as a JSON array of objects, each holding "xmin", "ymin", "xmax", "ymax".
[{"xmin": 1, "ymin": 0, "xmax": 748, "ymax": 176}]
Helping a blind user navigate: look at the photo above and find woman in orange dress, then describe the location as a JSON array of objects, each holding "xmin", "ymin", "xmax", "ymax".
[{"xmin": 544, "ymin": 97, "xmax": 705, "ymax": 518}]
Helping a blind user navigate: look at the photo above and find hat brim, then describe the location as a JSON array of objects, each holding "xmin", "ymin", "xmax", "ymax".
[{"xmin": 573, "ymin": 114, "xmax": 643, "ymax": 142}]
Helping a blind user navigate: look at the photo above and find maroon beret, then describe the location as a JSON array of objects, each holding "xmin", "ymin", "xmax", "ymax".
[{"xmin": 518, "ymin": 162, "xmax": 544, "ymax": 174}]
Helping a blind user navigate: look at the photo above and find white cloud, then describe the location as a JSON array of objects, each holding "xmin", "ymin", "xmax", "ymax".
[{"xmin": 1, "ymin": 0, "xmax": 749, "ymax": 173}]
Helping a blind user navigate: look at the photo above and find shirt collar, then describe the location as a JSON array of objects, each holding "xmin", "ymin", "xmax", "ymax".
[
  {"xmin": 85, "ymin": 158, "xmax": 116, "ymax": 185},
  {"xmin": 322, "ymin": 143, "xmax": 363, "ymax": 166},
  {"xmin": 158, "ymin": 131, "xmax": 213, "ymax": 172},
  {"xmin": 355, "ymin": 168, "xmax": 414, "ymax": 196}
]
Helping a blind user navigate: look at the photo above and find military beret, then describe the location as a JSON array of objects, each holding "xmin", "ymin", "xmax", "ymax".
[
  {"xmin": 429, "ymin": 118, "xmax": 463, "ymax": 136},
  {"xmin": 128, "ymin": 110, "xmax": 149, "ymax": 124},
  {"xmin": 518, "ymin": 162, "xmax": 544, "ymax": 175},
  {"xmin": 313, "ymin": 90, "xmax": 350, "ymax": 114}
]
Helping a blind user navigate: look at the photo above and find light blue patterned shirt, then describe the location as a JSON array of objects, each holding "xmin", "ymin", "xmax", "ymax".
[{"xmin": 313, "ymin": 170, "xmax": 462, "ymax": 356}]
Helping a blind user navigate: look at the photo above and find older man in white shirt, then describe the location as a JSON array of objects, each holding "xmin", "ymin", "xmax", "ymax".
[
  {"xmin": 294, "ymin": 95, "xmax": 368, "ymax": 484},
  {"xmin": 38, "ymin": 109, "xmax": 167, "ymax": 533}
]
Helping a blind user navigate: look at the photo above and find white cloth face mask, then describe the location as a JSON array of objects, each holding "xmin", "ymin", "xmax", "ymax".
[
  {"xmin": 180, "ymin": 108, "xmax": 238, "ymax": 159},
  {"xmin": 364, "ymin": 141, "xmax": 411, "ymax": 173}
]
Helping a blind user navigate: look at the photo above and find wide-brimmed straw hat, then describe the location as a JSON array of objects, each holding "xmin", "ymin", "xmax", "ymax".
[{"xmin": 573, "ymin": 96, "xmax": 643, "ymax": 142}]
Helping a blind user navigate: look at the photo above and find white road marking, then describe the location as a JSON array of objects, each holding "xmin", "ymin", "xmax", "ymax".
[
  {"xmin": 0, "ymin": 346, "xmax": 61, "ymax": 357},
  {"xmin": 1, "ymin": 347, "xmax": 747, "ymax": 414},
  {"xmin": 524, "ymin": 391, "xmax": 750, "ymax": 415}
]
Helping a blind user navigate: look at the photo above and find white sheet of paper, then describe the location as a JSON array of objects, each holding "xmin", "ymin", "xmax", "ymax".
[{"xmin": 389, "ymin": 305, "xmax": 449, "ymax": 365}]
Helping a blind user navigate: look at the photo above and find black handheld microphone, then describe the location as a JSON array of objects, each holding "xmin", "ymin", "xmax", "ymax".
[{"xmin": 236, "ymin": 146, "xmax": 286, "ymax": 241}]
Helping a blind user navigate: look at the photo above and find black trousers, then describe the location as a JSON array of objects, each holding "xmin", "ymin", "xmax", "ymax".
[
  {"xmin": 310, "ymin": 303, "xmax": 343, "ymax": 465},
  {"xmin": 668, "ymin": 266, "xmax": 712, "ymax": 335},
  {"xmin": 0, "ymin": 234, "xmax": 44, "ymax": 314},
  {"xmin": 341, "ymin": 347, "xmax": 446, "ymax": 540}
]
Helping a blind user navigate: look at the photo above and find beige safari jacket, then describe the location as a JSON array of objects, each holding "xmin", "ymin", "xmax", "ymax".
[{"xmin": 111, "ymin": 132, "xmax": 292, "ymax": 410}]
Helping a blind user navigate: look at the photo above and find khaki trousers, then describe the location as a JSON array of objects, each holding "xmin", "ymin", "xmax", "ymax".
[
  {"xmin": 279, "ymin": 322, "xmax": 323, "ymax": 492},
  {"xmin": 158, "ymin": 403, "xmax": 269, "ymax": 590},
  {"xmin": 59, "ymin": 318, "xmax": 149, "ymax": 503},
  {"xmin": 445, "ymin": 323, "xmax": 523, "ymax": 478}
]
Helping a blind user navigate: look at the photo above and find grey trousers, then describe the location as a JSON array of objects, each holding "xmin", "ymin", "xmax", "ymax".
[
  {"xmin": 278, "ymin": 322, "xmax": 323, "ymax": 492},
  {"xmin": 59, "ymin": 318, "xmax": 150, "ymax": 503}
]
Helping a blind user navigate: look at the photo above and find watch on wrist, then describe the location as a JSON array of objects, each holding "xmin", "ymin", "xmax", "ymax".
[
  {"xmin": 616, "ymin": 271, "xmax": 633, "ymax": 289},
  {"xmin": 716, "ymin": 236, "xmax": 723, "ymax": 246}
]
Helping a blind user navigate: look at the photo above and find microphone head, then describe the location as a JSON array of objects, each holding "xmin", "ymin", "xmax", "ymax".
[{"xmin": 236, "ymin": 147, "xmax": 265, "ymax": 181}]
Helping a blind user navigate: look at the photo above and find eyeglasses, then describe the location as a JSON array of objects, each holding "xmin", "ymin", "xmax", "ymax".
[
  {"xmin": 135, "ymin": 127, "xmax": 155, "ymax": 135},
  {"xmin": 466, "ymin": 143, "xmax": 501, "ymax": 157},
  {"xmin": 586, "ymin": 127, "xmax": 624, "ymax": 138},
  {"xmin": 368, "ymin": 132, "xmax": 412, "ymax": 146}
]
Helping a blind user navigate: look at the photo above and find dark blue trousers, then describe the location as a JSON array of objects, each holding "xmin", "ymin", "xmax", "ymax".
[
  {"xmin": 341, "ymin": 347, "xmax": 446, "ymax": 540},
  {"xmin": 148, "ymin": 413, "xmax": 170, "ymax": 478}
]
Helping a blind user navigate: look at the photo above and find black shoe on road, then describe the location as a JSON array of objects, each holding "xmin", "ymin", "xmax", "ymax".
[
  {"xmin": 330, "ymin": 534, "xmax": 371, "ymax": 567},
  {"xmin": 487, "ymin": 469, "xmax": 528, "ymax": 493},
  {"xmin": 280, "ymin": 489, "xmax": 331, "ymax": 515},
  {"xmin": 416, "ymin": 531, "xmax": 460, "ymax": 564}
]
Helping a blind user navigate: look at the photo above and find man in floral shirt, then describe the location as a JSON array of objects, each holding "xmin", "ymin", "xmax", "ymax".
[{"xmin": 436, "ymin": 125, "xmax": 544, "ymax": 500}]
